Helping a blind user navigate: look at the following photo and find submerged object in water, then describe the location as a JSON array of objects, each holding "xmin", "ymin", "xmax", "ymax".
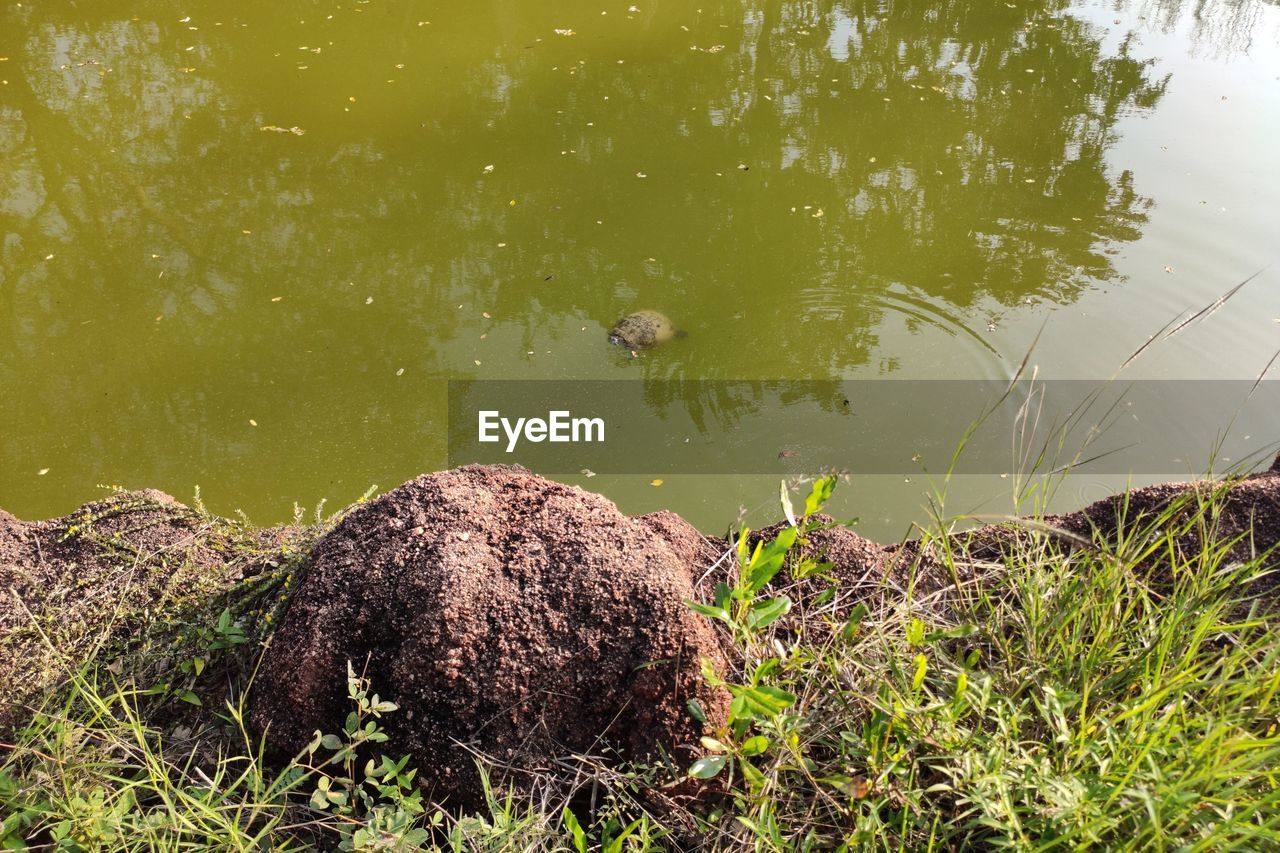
[{"xmin": 608, "ymin": 310, "xmax": 683, "ymax": 348}]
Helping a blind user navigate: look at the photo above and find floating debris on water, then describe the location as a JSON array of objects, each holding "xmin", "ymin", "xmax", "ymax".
[{"xmin": 260, "ymin": 125, "xmax": 306, "ymax": 136}]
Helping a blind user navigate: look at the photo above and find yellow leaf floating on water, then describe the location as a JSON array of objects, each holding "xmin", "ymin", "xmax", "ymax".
[
  {"xmin": 554, "ymin": 28, "xmax": 575, "ymax": 36},
  {"xmin": 249, "ymin": 419, "xmax": 258, "ymax": 427},
  {"xmin": 260, "ymin": 125, "xmax": 306, "ymax": 136},
  {"xmin": 37, "ymin": 468, "xmax": 49, "ymax": 476},
  {"xmin": 650, "ymin": 479, "xmax": 664, "ymax": 487}
]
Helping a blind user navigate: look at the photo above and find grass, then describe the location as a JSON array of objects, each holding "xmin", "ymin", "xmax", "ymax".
[{"xmin": 2, "ymin": 472, "xmax": 1279, "ymax": 851}]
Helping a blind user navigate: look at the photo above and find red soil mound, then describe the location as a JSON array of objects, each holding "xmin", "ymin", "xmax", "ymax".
[
  {"xmin": 249, "ymin": 465, "xmax": 730, "ymax": 810},
  {"xmin": 0, "ymin": 490, "xmax": 237, "ymax": 731}
]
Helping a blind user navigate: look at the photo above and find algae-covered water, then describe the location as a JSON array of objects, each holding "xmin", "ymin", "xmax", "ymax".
[{"xmin": 2, "ymin": 0, "xmax": 1278, "ymax": 536}]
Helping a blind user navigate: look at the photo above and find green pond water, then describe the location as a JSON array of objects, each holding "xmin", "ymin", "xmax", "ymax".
[{"xmin": 2, "ymin": 0, "xmax": 1279, "ymax": 538}]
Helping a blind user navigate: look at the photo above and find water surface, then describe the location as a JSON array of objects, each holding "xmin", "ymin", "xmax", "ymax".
[{"xmin": 2, "ymin": 0, "xmax": 1278, "ymax": 536}]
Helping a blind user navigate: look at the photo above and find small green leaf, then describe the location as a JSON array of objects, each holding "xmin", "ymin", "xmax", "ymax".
[
  {"xmin": 320, "ymin": 734, "xmax": 343, "ymax": 751},
  {"xmin": 604, "ymin": 817, "xmax": 644, "ymax": 853},
  {"xmin": 689, "ymin": 755, "xmax": 727, "ymax": 779},
  {"xmin": 177, "ymin": 690, "xmax": 201, "ymax": 706},
  {"xmin": 747, "ymin": 596, "xmax": 792, "ymax": 630},
  {"xmin": 925, "ymin": 623, "xmax": 978, "ymax": 642},
  {"xmin": 803, "ymin": 476, "xmax": 837, "ymax": 517},
  {"xmin": 740, "ymin": 759, "xmax": 764, "ymax": 789},
  {"xmin": 563, "ymin": 808, "xmax": 587, "ymax": 853},
  {"xmin": 728, "ymin": 684, "xmax": 796, "ymax": 720},
  {"xmin": 953, "ymin": 671, "xmax": 968, "ymax": 709},
  {"xmin": 686, "ymin": 600, "xmax": 731, "ymax": 622},
  {"xmin": 740, "ymin": 735, "xmax": 770, "ymax": 757},
  {"xmin": 841, "ymin": 603, "xmax": 869, "ymax": 640},
  {"xmin": 911, "ymin": 654, "xmax": 928, "ymax": 693},
  {"xmin": 745, "ymin": 527, "xmax": 797, "ymax": 592},
  {"xmin": 309, "ymin": 788, "xmax": 329, "ymax": 810},
  {"xmin": 780, "ymin": 480, "xmax": 798, "ymax": 528},
  {"xmin": 686, "ymin": 698, "xmax": 707, "ymax": 723}
]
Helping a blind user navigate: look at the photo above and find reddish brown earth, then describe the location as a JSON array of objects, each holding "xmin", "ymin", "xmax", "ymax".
[
  {"xmin": 0, "ymin": 490, "xmax": 242, "ymax": 732},
  {"xmin": 1048, "ymin": 454, "xmax": 1280, "ymax": 561},
  {"xmin": 3, "ymin": 456, "xmax": 1278, "ymax": 808},
  {"xmin": 938, "ymin": 456, "xmax": 1280, "ymax": 597},
  {"xmin": 248, "ymin": 465, "xmax": 731, "ymax": 812}
]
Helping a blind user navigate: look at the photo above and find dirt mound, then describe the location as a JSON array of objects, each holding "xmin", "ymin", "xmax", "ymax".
[
  {"xmin": 739, "ymin": 458, "xmax": 1280, "ymax": 610},
  {"xmin": 0, "ymin": 491, "xmax": 240, "ymax": 732},
  {"xmin": 901, "ymin": 457, "xmax": 1280, "ymax": 601},
  {"xmin": 249, "ymin": 465, "xmax": 730, "ymax": 811},
  {"xmin": 1050, "ymin": 461, "xmax": 1280, "ymax": 574}
]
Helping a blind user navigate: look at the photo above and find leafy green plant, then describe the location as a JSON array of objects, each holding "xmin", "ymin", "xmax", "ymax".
[
  {"xmin": 683, "ymin": 476, "xmax": 843, "ymax": 846},
  {"xmin": 301, "ymin": 661, "xmax": 433, "ymax": 851},
  {"xmin": 561, "ymin": 806, "xmax": 653, "ymax": 853},
  {"xmin": 687, "ymin": 476, "xmax": 839, "ymax": 644},
  {"xmin": 160, "ymin": 608, "xmax": 249, "ymax": 706}
]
